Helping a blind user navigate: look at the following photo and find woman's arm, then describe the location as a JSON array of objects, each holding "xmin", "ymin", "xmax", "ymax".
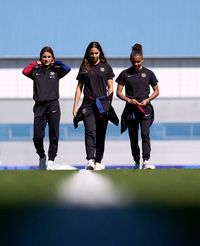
[
  {"xmin": 116, "ymin": 84, "xmax": 140, "ymax": 105},
  {"xmin": 140, "ymin": 84, "xmax": 159, "ymax": 106},
  {"xmin": 149, "ymin": 84, "xmax": 159, "ymax": 101},
  {"xmin": 54, "ymin": 60, "xmax": 71, "ymax": 78},
  {"xmin": 22, "ymin": 61, "xmax": 38, "ymax": 79},
  {"xmin": 73, "ymin": 80, "xmax": 84, "ymax": 117},
  {"xmin": 107, "ymin": 79, "xmax": 113, "ymax": 102}
]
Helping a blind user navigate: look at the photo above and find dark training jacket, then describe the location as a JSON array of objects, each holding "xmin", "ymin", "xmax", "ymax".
[
  {"xmin": 121, "ymin": 103, "xmax": 154, "ymax": 134},
  {"xmin": 73, "ymin": 97, "xmax": 119, "ymax": 128},
  {"xmin": 22, "ymin": 61, "xmax": 71, "ymax": 102}
]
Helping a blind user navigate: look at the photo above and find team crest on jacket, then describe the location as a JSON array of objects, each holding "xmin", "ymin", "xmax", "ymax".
[
  {"xmin": 100, "ymin": 67, "xmax": 105, "ymax": 72},
  {"xmin": 141, "ymin": 73, "xmax": 146, "ymax": 78},
  {"xmin": 50, "ymin": 71, "xmax": 56, "ymax": 78}
]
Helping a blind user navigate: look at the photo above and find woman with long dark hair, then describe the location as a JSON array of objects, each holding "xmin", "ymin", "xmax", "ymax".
[
  {"xmin": 22, "ymin": 46, "xmax": 71, "ymax": 170},
  {"xmin": 116, "ymin": 43, "xmax": 159, "ymax": 169},
  {"xmin": 73, "ymin": 41, "xmax": 118, "ymax": 170}
]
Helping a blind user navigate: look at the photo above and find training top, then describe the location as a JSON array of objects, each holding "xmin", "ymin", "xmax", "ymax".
[
  {"xmin": 76, "ymin": 62, "xmax": 114, "ymax": 98},
  {"xmin": 116, "ymin": 66, "xmax": 158, "ymax": 102},
  {"xmin": 22, "ymin": 61, "xmax": 71, "ymax": 102}
]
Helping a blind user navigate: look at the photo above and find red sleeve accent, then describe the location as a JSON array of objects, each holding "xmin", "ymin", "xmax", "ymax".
[{"xmin": 22, "ymin": 61, "xmax": 37, "ymax": 76}]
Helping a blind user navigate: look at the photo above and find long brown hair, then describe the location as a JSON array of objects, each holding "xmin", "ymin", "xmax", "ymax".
[
  {"xmin": 81, "ymin": 41, "xmax": 107, "ymax": 71},
  {"xmin": 39, "ymin": 46, "xmax": 55, "ymax": 61}
]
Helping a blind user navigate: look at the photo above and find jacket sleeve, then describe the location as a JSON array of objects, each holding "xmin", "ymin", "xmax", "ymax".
[
  {"xmin": 22, "ymin": 61, "xmax": 38, "ymax": 79},
  {"xmin": 54, "ymin": 60, "xmax": 71, "ymax": 79}
]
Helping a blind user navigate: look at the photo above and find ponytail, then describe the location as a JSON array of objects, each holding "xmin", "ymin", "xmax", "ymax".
[{"xmin": 131, "ymin": 43, "xmax": 143, "ymax": 57}]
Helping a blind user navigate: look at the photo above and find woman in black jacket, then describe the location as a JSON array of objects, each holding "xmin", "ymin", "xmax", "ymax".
[{"xmin": 22, "ymin": 46, "xmax": 71, "ymax": 170}]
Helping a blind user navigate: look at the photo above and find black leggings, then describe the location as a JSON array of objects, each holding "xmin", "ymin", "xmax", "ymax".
[{"xmin": 32, "ymin": 100, "xmax": 60, "ymax": 161}]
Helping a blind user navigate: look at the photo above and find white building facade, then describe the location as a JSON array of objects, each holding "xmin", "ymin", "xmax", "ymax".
[{"xmin": 0, "ymin": 57, "xmax": 200, "ymax": 99}]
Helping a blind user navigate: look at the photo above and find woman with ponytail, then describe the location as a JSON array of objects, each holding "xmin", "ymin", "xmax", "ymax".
[{"xmin": 116, "ymin": 43, "xmax": 159, "ymax": 169}]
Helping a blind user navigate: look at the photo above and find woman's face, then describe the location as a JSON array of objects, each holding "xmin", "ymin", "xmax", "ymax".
[
  {"xmin": 89, "ymin": 47, "xmax": 100, "ymax": 65},
  {"xmin": 130, "ymin": 54, "xmax": 143, "ymax": 70},
  {"xmin": 41, "ymin": 51, "xmax": 54, "ymax": 66}
]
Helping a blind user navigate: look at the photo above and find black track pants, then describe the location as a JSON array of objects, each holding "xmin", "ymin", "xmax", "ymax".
[
  {"xmin": 32, "ymin": 100, "xmax": 60, "ymax": 161},
  {"xmin": 83, "ymin": 113, "xmax": 108, "ymax": 163},
  {"xmin": 128, "ymin": 111, "xmax": 152, "ymax": 163}
]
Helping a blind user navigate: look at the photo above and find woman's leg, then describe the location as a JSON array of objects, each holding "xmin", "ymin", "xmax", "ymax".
[
  {"xmin": 140, "ymin": 116, "xmax": 152, "ymax": 161},
  {"xmin": 95, "ymin": 116, "xmax": 108, "ymax": 163},
  {"xmin": 47, "ymin": 101, "xmax": 61, "ymax": 161},
  {"xmin": 83, "ymin": 113, "xmax": 96, "ymax": 161},
  {"xmin": 127, "ymin": 119, "xmax": 140, "ymax": 164},
  {"xmin": 33, "ymin": 104, "xmax": 47, "ymax": 158}
]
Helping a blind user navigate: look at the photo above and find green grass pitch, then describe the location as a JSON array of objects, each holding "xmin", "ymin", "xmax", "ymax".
[
  {"xmin": 0, "ymin": 169, "xmax": 200, "ymax": 207},
  {"xmin": 1, "ymin": 169, "xmax": 200, "ymax": 246}
]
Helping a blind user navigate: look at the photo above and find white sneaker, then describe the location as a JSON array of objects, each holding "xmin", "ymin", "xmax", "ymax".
[
  {"xmin": 95, "ymin": 162, "xmax": 105, "ymax": 171},
  {"xmin": 142, "ymin": 160, "xmax": 155, "ymax": 170},
  {"xmin": 47, "ymin": 160, "xmax": 54, "ymax": 170},
  {"xmin": 86, "ymin": 159, "xmax": 95, "ymax": 170},
  {"xmin": 39, "ymin": 155, "xmax": 46, "ymax": 170}
]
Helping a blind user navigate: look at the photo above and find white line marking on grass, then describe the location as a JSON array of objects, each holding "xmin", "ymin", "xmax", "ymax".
[
  {"xmin": 57, "ymin": 170, "xmax": 130, "ymax": 208},
  {"xmin": 48, "ymin": 164, "xmax": 77, "ymax": 170}
]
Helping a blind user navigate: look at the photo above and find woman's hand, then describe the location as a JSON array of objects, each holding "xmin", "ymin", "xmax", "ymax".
[
  {"xmin": 37, "ymin": 60, "xmax": 42, "ymax": 66},
  {"xmin": 140, "ymin": 99, "xmax": 150, "ymax": 106},
  {"xmin": 73, "ymin": 107, "xmax": 78, "ymax": 117},
  {"xmin": 128, "ymin": 98, "xmax": 140, "ymax": 105}
]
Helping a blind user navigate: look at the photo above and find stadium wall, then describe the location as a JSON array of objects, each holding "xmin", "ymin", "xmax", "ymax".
[
  {"xmin": 1, "ymin": 57, "xmax": 200, "ymax": 98},
  {"xmin": 0, "ymin": 57, "xmax": 200, "ymax": 142},
  {"xmin": 0, "ymin": 98, "xmax": 200, "ymax": 141}
]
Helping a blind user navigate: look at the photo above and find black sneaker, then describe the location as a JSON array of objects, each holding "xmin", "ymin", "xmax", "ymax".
[
  {"xmin": 134, "ymin": 163, "xmax": 142, "ymax": 169},
  {"xmin": 39, "ymin": 155, "xmax": 46, "ymax": 170}
]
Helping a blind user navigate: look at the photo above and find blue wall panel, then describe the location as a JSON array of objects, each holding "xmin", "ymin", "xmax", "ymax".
[{"xmin": 0, "ymin": 123, "xmax": 200, "ymax": 141}]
